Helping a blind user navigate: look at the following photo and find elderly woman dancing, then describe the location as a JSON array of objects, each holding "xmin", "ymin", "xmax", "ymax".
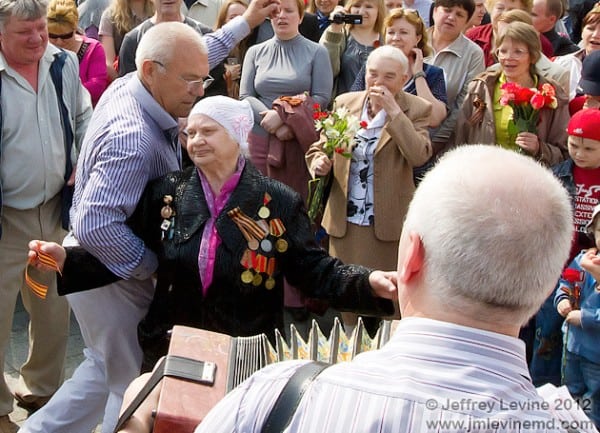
[{"xmin": 28, "ymin": 96, "xmax": 396, "ymax": 365}]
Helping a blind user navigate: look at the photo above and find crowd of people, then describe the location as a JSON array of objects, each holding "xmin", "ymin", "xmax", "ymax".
[{"xmin": 1, "ymin": 0, "xmax": 600, "ymax": 430}]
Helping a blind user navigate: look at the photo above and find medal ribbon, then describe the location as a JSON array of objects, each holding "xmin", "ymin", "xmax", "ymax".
[
  {"xmin": 25, "ymin": 251, "xmax": 62, "ymax": 299},
  {"xmin": 269, "ymin": 218, "xmax": 286, "ymax": 237},
  {"xmin": 227, "ymin": 207, "xmax": 267, "ymax": 240}
]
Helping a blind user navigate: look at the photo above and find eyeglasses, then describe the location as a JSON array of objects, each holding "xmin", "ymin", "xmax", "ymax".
[
  {"xmin": 48, "ymin": 31, "xmax": 74, "ymax": 40},
  {"xmin": 496, "ymin": 48, "xmax": 529, "ymax": 59},
  {"xmin": 152, "ymin": 61, "xmax": 214, "ymax": 90}
]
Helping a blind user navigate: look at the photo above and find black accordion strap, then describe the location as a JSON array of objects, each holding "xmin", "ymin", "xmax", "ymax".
[
  {"xmin": 261, "ymin": 361, "xmax": 330, "ymax": 433},
  {"xmin": 113, "ymin": 355, "xmax": 215, "ymax": 433}
]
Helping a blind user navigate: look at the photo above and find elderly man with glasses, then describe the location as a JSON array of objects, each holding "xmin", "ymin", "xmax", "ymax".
[{"xmin": 18, "ymin": 16, "xmax": 274, "ymax": 433}]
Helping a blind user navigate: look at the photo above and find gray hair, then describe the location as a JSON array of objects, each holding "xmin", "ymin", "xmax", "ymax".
[
  {"xmin": 403, "ymin": 145, "xmax": 572, "ymax": 324},
  {"xmin": 135, "ymin": 21, "xmax": 207, "ymax": 71},
  {"xmin": 366, "ymin": 45, "xmax": 408, "ymax": 74},
  {"xmin": 0, "ymin": 0, "xmax": 47, "ymax": 31}
]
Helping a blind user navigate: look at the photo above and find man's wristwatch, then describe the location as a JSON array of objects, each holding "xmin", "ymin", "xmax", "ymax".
[{"xmin": 413, "ymin": 71, "xmax": 426, "ymax": 80}]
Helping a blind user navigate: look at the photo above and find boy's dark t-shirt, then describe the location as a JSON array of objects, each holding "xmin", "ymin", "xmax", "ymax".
[{"xmin": 571, "ymin": 165, "xmax": 600, "ymax": 260}]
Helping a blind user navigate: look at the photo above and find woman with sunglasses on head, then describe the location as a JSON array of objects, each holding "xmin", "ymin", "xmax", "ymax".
[
  {"xmin": 351, "ymin": 8, "xmax": 447, "ymax": 128},
  {"xmin": 455, "ymin": 21, "xmax": 568, "ymax": 165},
  {"xmin": 47, "ymin": 0, "xmax": 108, "ymax": 106}
]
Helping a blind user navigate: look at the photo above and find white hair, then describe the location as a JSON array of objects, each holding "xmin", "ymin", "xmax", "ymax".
[
  {"xmin": 135, "ymin": 21, "xmax": 207, "ymax": 72},
  {"xmin": 366, "ymin": 45, "xmax": 408, "ymax": 74},
  {"xmin": 403, "ymin": 145, "xmax": 572, "ymax": 323}
]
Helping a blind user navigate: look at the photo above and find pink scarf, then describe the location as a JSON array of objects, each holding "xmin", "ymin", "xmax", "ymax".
[{"xmin": 197, "ymin": 157, "xmax": 245, "ymax": 295}]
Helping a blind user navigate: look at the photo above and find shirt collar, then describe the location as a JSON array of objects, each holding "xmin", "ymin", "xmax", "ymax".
[
  {"xmin": 126, "ymin": 73, "xmax": 178, "ymax": 132},
  {"xmin": 387, "ymin": 317, "xmax": 532, "ymax": 381}
]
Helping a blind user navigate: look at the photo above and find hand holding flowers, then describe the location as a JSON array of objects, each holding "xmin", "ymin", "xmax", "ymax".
[
  {"xmin": 307, "ymin": 104, "xmax": 362, "ymax": 223},
  {"xmin": 499, "ymin": 82, "xmax": 558, "ymax": 155}
]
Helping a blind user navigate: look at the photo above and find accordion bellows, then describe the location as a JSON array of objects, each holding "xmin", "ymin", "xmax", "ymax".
[{"xmin": 154, "ymin": 318, "xmax": 400, "ymax": 433}]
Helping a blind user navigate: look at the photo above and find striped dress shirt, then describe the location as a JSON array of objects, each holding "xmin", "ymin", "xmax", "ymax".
[
  {"xmin": 195, "ymin": 317, "xmax": 566, "ymax": 433},
  {"xmin": 70, "ymin": 73, "xmax": 179, "ymax": 279}
]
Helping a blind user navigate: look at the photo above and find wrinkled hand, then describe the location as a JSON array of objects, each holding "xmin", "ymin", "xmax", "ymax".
[
  {"xmin": 557, "ymin": 298, "xmax": 573, "ymax": 317},
  {"xmin": 410, "ymin": 48, "xmax": 424, "ymax": 76},
  {"xmin": 312, "ymin": 154, "xmax": 332, "ymax": 176},
  {"xmin": 368, "ymin": 270, "xmax": 398, "ymax": 301},
  {"xmin": 515, "ymin": 132, "xmax": 540, "ymax": 156},
  {"xmin": 259, "ymin": 109, "xmax": 284, "ymax": 134},
  {"xmin": 243, "ymin": 0, "xmax": 280, "ymax": 29},
  {"xmin": 566, "ymin": 310, "xmax": 582, "ymax": 326},
  {"xmin": 367, "ymin": 85, "xmax": 401, "ymax": 118},
  {"xmin": 28, "ymin": 240, "xmax": 66, "ymax": 273},
  {"xmin": 274, "ymin": 124, "xmax": 294, "ymax": 141}
]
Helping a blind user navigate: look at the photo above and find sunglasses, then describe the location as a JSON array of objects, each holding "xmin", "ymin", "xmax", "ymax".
[{"xmin": 48, "ymin": 31, "xmax": 74, "ymax": 40}]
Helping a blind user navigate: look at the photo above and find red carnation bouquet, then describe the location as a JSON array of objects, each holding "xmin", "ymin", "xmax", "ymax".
[{"xmin": 499, "ymin": 82, "xmax": 558, "ymax": 139}]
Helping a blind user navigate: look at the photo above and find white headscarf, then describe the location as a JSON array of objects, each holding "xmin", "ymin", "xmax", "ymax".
[{"xmin": 189, "ymin": 96, "xmax": 254, "ymax": 155}]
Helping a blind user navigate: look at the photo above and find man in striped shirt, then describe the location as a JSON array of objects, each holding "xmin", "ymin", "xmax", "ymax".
[
  {"xmin": 194, "ymin": 145, "xmax": 575, "ymax": 433},
  {"xmin": 19, "ymin": 1, "xmax": 277, "ymax": 430}
]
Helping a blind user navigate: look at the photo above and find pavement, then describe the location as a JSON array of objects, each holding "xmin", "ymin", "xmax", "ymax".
[{"xmin": 3, "ymin": 294, "xmax": 97, "ymax": 431}]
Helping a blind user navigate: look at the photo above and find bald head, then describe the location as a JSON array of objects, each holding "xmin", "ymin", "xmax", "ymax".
[
  {"xmin": 401, "ymin": 146, "xmax": 572, "ymax": 325},
  {"xmin": 135, "ymin": 21, "xmax": 207, "ymax": 72}
]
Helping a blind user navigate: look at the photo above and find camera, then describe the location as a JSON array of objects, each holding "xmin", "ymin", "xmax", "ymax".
[{"xmin": 330, "ymin": 13, "xmax": 363, "ymax": 25}]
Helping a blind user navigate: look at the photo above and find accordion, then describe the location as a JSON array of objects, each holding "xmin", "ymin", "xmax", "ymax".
[{"xmin": 153, "ymin": 318, "xmax": 399, "ymax": 433}]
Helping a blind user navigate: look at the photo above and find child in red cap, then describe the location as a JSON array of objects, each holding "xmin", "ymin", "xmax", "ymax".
[
  {"xmin": 530, "ymin": 108, "xmax": 600, "ymax": 390},
  {"xmin": 555, "ymin": 108, "xmax": 600, "ymax": 261}
]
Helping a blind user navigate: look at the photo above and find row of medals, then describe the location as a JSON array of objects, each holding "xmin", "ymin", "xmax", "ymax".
[{"xmin": 240, "ymin": 203, "xmax": 288, "ymax": 290}]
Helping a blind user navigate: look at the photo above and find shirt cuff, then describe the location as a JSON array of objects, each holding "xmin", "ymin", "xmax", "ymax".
[{"xmin": 131, "ymin": 248, "xmax": 158, "ymax": 280}]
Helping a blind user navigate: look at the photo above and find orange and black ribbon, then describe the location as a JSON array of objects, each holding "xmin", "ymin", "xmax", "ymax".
[{"xmin": 25, "ymin": 251, "xmax": 62, "ymax": 299}]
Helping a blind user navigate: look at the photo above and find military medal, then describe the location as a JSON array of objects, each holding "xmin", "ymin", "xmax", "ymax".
[
  {"xmin": 275, "ymin": 238, "xmax": 288, "ymax": 253},
  {"xmin": 248, "ymin": 238, "xmax": 259, "ymax": 250},
  {"xmin": 260, "ymin": 239, "xmax": 273, "ymax": 253},
  {"xmin": 269, "ymin": 218, "xmax": 288, "ymax": 253},
  {"xmin": 241, "ymin": 270, "xmax": 254, "ymax": 284},
  {"xmin": 258, "ymin": 192, "xmax": 272, "ymax": 219},
  {"xmin": 252, "ymin": 273, "xmax": 263, "ymax": 286},
  {"xmin": 258, "ymin": 206, "xmax": 270, "ymax": 219},
  {"xmin": 264, "ymin": 257, "xmax": 276, "ymax": 290}
]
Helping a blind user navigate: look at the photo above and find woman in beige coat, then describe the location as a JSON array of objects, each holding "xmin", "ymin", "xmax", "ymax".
[{"xmin": 306, "ymin": 45, "xmax": 431, "ymax": 332}]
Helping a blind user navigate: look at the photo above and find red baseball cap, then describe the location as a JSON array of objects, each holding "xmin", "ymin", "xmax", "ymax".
[{"xmin": 567, "ymin": 109, "xmax": 600, "ymax": 142}]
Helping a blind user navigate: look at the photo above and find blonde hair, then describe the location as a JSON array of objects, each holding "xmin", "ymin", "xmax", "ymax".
[
  {"xmin": 215, "ymin": 0, "xmax": 248, "ymax": 28},
  {"xmin": 47, "ymin": 0, "xmax": 77, "ymax": 33},
  {"xmin": 107, "ymin": 0, "xmax": 154, "ymax": 37},
  {"xmin": 345, "ymin": 0, "xmax": 386, "ymax": 35},
  {"xmin": 497, "ymin": 8, "xmax": 532, "ymax": 24},
  {"xmin": 214, "ymin": 0, "xmax": 250, "ymax": 63},
  {"xmin": 385, "ymin": 7, "xmax": 432, "ymax": 57}
]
